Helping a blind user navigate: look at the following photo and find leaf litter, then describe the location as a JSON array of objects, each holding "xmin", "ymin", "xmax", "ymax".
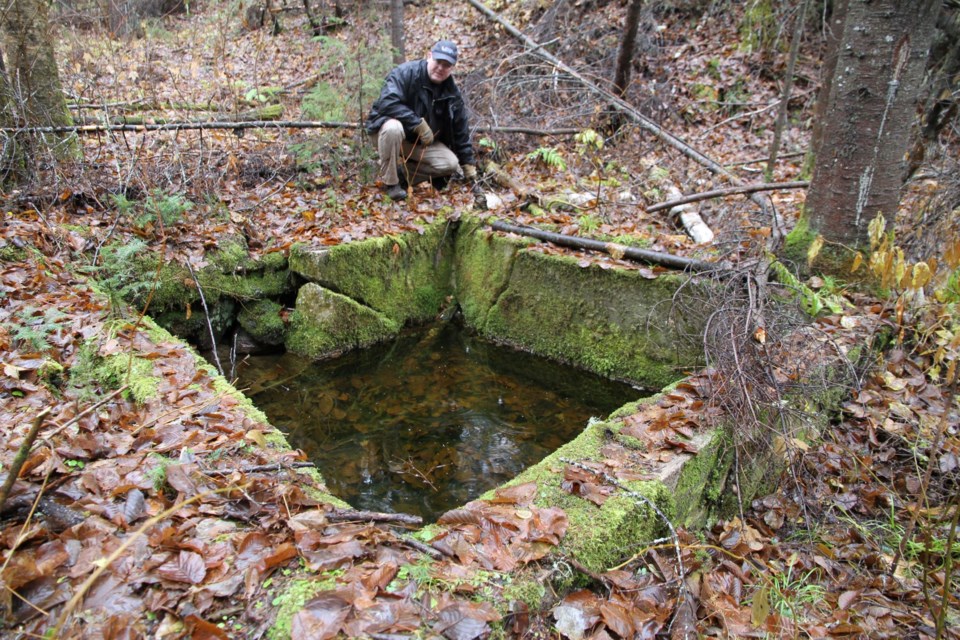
[{"xmin": 2, "ymin": 1, "xmax": 958, "ymax": 638}]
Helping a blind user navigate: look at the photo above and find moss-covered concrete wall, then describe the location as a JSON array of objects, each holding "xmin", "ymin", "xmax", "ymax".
[
  {"xmin": 454, "ymin": 219, "xmax": 707, "ymax": 389},
  {"xmin": 289, "ymin": 221, "xmax": 457, "ymax": 327},
  {"xmin": 287, "ymin": 216, "xmax": 708, "ymax": 387}
]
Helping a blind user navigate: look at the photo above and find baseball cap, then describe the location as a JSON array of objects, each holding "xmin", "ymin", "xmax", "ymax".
[{"xmin": 431, "ymin": 40, "xmax": 458, "ymax": 65}]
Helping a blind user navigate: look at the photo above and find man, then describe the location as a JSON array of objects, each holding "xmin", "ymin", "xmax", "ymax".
[{"xmin": 365, "ymin": 40, "xmax": 477, "ymax": 201}]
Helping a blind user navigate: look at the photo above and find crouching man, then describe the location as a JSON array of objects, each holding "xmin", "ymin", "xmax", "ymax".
[{"xmin": 365, "ymin": 40, "xmax": 477, "ymax": 201}]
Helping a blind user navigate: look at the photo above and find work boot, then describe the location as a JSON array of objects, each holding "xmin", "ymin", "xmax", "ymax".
[{"xmin": 385, "ymin": 183, "xmax": 407, "ymax": 201}]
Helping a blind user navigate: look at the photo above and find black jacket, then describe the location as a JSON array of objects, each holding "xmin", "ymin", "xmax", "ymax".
[{"xmin": 365, "ymin": 60, "xmax": 476, "ymax": 167}]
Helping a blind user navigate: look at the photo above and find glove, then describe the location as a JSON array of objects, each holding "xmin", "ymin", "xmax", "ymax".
[
  {"xmin": 461, "ymin": 164, "xmax": 477, "ymax": 180},
  {"xmin": 413, "ymin": 118, "xmax": 434, "ymax": 146}
]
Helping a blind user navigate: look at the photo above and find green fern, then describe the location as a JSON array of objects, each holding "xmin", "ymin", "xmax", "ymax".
[
  {"xmin": 526, "ymin": 147, "xmax": 566, "ymax": 171},
  {"xmin": 89, "ymin": 239, "xmax": 153, "ymax": 314},
  {"xmin": 5, "ymin": 305, "xmax": 67, "ymax": 352},
  {"xmin": 770, "ymin": 260, "xmax": 845, "ymax": 317}
]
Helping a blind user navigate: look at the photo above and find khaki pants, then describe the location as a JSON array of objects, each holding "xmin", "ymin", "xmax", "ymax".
[{"xmin": 370, "ymin": 119, "xmax": 460, "ymax": 186}]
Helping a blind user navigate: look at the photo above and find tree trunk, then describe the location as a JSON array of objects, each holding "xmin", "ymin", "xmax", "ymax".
[
  {"xmin": 806, "ymin": 0, "xmax": 847, "ymax": 174},
  {"xmin": 0, "ymin": 49, "xmax": 23, "ymax": 184},
  {"xmin": 613, "ymin": 0, "xmax": 644, "ymax": 97},
  {"xmin": 903, "ymin": 6, "xmax": 960, "ymax": 181},
  {"xmin": 804, "ymin": 0, "xmax": 940, "ymax": 249},
  {"xmin": 390, "ymin": 0, "xmax": 405, "ymax": 64},
  {"xmin": 0, "ymin": 0, "xmax": 74, "ymax": 170}
]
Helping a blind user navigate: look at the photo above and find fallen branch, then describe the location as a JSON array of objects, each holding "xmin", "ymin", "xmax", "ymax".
[
  {"xmin": 647, "ymin": 181, "xmax": 809, "ymax": 213},
  {"xmin": 0, "ymin": 408, "xmax": 51, "ymax": 513},
  {"xmin": 203, "ymin": 461, "xmax": 317, "ymax": 477},
  {"xmin": 1, "ymin": 120, "xmax": 581, "ymax": 137},
  {"xmin": 396, "ymin": 533, "xmax": 451, "ymax": 559},
  {"xmin": 0, "ymin": 119, "xmax": 358, "ymax": 134},
  {"xmin": 328, "ymin": 509, "xmax": 423, "ymax": 526},
  {"xmin": 489, "ymin": 220, "xmax": 721, "ymax": 273}
]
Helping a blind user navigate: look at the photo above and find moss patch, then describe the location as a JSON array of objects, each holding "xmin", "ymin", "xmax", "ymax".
[
  {"xmin": 238, "ymin": 298, "xmax": 286, "ymax": 345},
  {"xmin": 286, "ymin": 283, "xmax": 399, "ymax": 359},
  {"xmin": 485, "ymin": 418, "xmax": 674, "ymax": 575},
  {"xmin": 466, "ymin": 246, "xmax": 706, "ymax": 389},
  {"xmin": 452, "ymin": 218, "xmax": 523, "ymax": 328},
  {"xmin": 267, "ymin": 572, "xmax": 343, "ymax": 640},
  {"xmin": 69, "ymin": 343, "xmax": 160, "ymax": 404},
  {"xmin": 289, "ymin": 219, "xmax": 456, "ymax": 325}
]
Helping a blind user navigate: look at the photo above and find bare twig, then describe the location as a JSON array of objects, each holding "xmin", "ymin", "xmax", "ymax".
[
  {"xmin": 41, "ymin": 385, "xmax": 129, "ymax": 439},
  {"xmin": 185, "ymin": 260, "xmax": 224, "ymax": 376},
  {"xmin": 396, "ymin": 534, "xmax": 450, "ymax": 559},
  {"xmin": 0, "ymin": 409, "xmax": 51, "ymax": 513}
]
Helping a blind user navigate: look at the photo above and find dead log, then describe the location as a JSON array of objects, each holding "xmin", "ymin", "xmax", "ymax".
[{"xmin": 488, "ymin": 220, "xmax": 721, "ymax": 273}]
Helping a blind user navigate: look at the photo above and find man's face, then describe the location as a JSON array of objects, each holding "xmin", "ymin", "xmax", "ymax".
[{"xmin": 427, "ymin": 53, "xmax": 454, "ymax": 84}]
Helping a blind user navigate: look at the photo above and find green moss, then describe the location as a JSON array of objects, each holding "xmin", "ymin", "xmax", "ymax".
[
  {"xmin": 501, "ymin": 575, "xmax": 547, "ymax": 612},
  {"xmin": 475, "ymin": 249, "xmax": 705, "ymax": 388},
  {"xmin": 0, "ymin": 244, "xmax": 28, "ymax": 262},
  {"xmin": 69, "ymin": 345, "xmax": 159, "ymax": 404},
  {"xmin": 286, "ymin": 283, "xmax": 399, "ymax": 359},
  {"xmin": 487, "ymin": 418, "xmax": 675, "ymax": 575},
  {"xmin": 669, "ymin": 428, "xmax": 735, "ymax": 527},
  {"xmin": 268, "ymin": 573, "xmax": 343, "ymax": 640},
  {"xmin": 238, "ymin": 299, "xmax": 286, "ymax": 345},
  {"xmin": 453, "ymin": 218, "xmax": 523, "ymax": 327},
  {"xmin": 289, "ymin": 220, "xmax": 455, "ymax": 325}
]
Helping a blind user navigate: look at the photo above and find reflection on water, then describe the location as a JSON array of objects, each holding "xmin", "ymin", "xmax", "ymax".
[{"xmin": 236, "ymin": 324, "xmax": 641, "ymax": 521}]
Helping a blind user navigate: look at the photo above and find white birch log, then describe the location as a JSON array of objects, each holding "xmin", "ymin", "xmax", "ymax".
[{"xmin": 666, "ymin": 184, "xmax": 714, "ymax": 244}]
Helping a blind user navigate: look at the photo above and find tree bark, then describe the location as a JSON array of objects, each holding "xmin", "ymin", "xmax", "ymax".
[
  {"xmin": 390, "ymin": 0, "xmax": 405, "ymax": 64},
  {"xmin": 807, "ymin": 0, "xmax": 848, "ymax": 171},
  {"xmin": 805, "ymin": 0, "xmax": 940, "ymax": 248},
  {"xmin": 0, "ymin": 0, "xmax": 74, "ymax": 167},
  {"xmin": 613, "ymin": 0, "xmax": 644, "ymax": 97}
]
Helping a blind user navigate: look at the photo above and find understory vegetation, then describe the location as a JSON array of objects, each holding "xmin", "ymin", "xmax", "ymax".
[{"xmin": 0, "ymin": 0, "xmax": 957, "ymax": 638}]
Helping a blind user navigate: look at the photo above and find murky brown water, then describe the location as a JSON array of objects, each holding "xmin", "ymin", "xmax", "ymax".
[{"xmin": 236, "ymin": 324, "xmax": 642, "ymax": 521}]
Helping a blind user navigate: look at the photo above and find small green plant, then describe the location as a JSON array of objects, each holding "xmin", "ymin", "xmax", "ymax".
[
  {"xmin": 146, "ymin": 453, "xmax": 172, "ymax": 491},
  {"xmin": 111, "ymin": 191, "xmax": 193, "ymax": 230},
  {"xmin": 89, "ymin": 239, "xmax": 153, "ymax": 315},
  {"xmin": 769, "ymin": 565, "xmax": 825, "ymax": 618},
  {"xmin": 577, "ymin": 213, "xmax": 601, "ymax": 234},
  {"xmin": 65, "ymin": 459, "xmax": 86, "ymax": 470},
  {"xmin": 244, "ymin": 85, "xmax": 283, "ymax": 104},
  {"xmin": 526, "ymin": 146, "xmax": 566, "ymax": 171},
  {"xmin": 4, "ymin": 306, "xmax": 68, "ymax": 352},
  {"xmin": 769, "ymin": 260, "xmax": 845, "ymax": 317}
]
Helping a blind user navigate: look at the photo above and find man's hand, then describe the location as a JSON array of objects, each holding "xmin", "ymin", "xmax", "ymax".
[
  {"xmin": 461, "ymin": 164, "xmax": 477, "ymax": 180},
  {"xmin": 413, "ymin": 119, "xmax": 434, "ymax": 145}
]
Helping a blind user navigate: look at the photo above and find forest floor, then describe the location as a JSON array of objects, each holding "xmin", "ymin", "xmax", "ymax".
[{"xmin": 1, "ymin": 1, "xmax": 958, "ymax": 638}]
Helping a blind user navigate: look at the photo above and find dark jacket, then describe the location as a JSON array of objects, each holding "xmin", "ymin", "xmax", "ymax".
[{"xmin": 365, "ymin": 60, "xmax": 476, "ymax": 166}]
